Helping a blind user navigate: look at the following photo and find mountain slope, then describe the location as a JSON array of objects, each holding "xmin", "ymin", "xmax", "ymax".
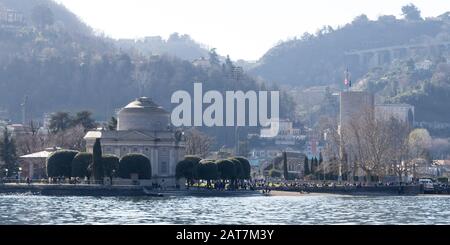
[
  {"xmin": 117, "ymin": 33, "xmax": 212, "ymax": 61},
  {"xmin": 1, "ymin": 0, "xmax": 92, "ymax": 35},
  {"xmin": 0, "ymin": 0, "xmax": 296, "ymax": 149},
  {"xmin": 250, "ymin": 12, "xmax": 449, "ymax": 87}
]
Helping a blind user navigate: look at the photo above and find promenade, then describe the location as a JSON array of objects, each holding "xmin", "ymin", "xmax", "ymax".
[
  {"xmin": 0, "ymin": 183, "xmax": 263, "ymax": 197},
  {"xmin": 269, "ymin": 185, "xmax": 424, "ymax": 195},
  {"xmin": 3, "ymin": 180, "xmax": 450, "ymax": 197}
]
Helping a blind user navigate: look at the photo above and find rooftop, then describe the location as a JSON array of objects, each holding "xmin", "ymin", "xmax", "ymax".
[{"xmin": 125, "ymin": 97, "xmax": 162, "ymax": 109}]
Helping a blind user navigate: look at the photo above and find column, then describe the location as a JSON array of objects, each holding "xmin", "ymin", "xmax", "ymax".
[
  {"xmin": 152, "ymin": 148, "xmax": 158, "ymax": 177},
  {"xmin": 169, "ymin": 149, "xmax": 175, "ymax": 175},
  {"xmin": 29, "ymin": 162, "xmax": 34, "ymax": 179}
]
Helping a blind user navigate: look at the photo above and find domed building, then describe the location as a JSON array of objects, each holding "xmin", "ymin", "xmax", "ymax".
[
  {"xmin": 84, "ymin": 97, "xmax": 185, "ymax": 187},
  {"xmin": 117, "ymin": 97, "xmax": 171, "ymax": 131}
]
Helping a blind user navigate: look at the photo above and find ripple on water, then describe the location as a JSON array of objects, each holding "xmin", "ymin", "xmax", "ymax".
[{"xmin": 1, "ymin": 194, "xmax": 450, "ymax": 224}]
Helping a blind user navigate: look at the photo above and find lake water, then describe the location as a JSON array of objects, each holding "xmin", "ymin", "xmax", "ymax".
[{"xmin": 1, "ymin": 194, "xmax": 450, "ymax": 224}]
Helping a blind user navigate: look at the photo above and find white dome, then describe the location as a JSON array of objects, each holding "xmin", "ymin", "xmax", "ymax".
[{"xmin": 117, "ymin": 97, "xmax": 170, "ymax": 131}]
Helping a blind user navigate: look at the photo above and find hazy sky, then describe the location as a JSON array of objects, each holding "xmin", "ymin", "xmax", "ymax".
[{"xmin": 54, "ymin": 0, "xmax": 449, "ymax": 60}]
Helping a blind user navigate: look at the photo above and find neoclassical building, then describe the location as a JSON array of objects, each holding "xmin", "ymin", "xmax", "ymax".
[{"xmin": 84, "ymin": 97, "xmax": 185, "ymax": 186}]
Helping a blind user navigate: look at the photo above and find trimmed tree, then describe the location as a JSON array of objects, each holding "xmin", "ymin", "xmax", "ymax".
[
  {"xmin": 313, "ymin": 157, "xmax": 319, "ymax": 178},
  {"xmin": 176, "ymin": 155, "xmax": 201, "ymax": 187},
  {"xmin": 47, "ymin": 150, "xmax": 79, "ymax": 177},
  {"xmin": 282, "ymin": 151, "xmax": 289, "ymax": 180},
  {"xmin": 102, "ymin": 154, "xmax": 120, "ymax": 179},
  {"xmin": 216, "ymin": 159, "xmax": 236, "ymax": 180},
  {"xmin": 119, "ymin": 153, "xmax": 152, "ymax": 179},
  {"xmin": 234, "ymin": 157, "xmax": 251, "ymax": 180},
  {"xmin": 229, "ymin": 158, "xmax": 244, "ymax": 180},
  {"xmin": 71, "ymin": 152, "xmax": 92, "ymax": 178},
  {"xmin": 304, "ymin": 156, "xmax": 310, "ymax": 176},
  {"xmin": 319, "ymin": 152, "xmax": 324, "ymax": 180},
  {"xmin": 216, "ymin": 159, "xmax": 236, "ymax": 189},
  {"xmin": 91, "ymin": 138, "xmax": 104, "ymax": 181},
  {"xmin": 319, "ymin": 152, "xmax": 323, "ymax": 165},
  {"xmin": 197, "ymin": 159, "xmax": 219, "ymax": 188},
  {"xmin": 311, "ymin": 157, "xmax": 318, "ymax": 174}
]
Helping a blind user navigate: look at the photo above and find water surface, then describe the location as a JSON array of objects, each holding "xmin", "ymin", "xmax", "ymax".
[{"xmin": 1, "ymin": 194, "xmax": 449, "ymax": 224}]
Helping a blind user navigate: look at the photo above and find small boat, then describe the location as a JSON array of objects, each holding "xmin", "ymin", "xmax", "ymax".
[{"xmin": 142, "ymin": 187, "xmax": 164, "ymax": 197}]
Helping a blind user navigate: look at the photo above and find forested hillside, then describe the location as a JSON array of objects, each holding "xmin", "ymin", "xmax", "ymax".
[
  {"xmin": 355, "ymin": 57, "xmax": 450, "ymax": 124},
  {"xmin": 117, "ymin": 33, "xmax": 212, "ymax": 61},
  {"xmin": 250, "ymin": 5, "xmax": 450, "ymax": 87},
  {"xmin": 0, "ymin": 0, "xmax": 295, "ymax": 148},
  {"xmin": 251, "ymin": 4, "xmax": 450, "ymax": 124}
]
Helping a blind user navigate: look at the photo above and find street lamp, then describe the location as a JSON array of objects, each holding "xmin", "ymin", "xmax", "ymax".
[{"xmin": 18, "ymin": 167, "xmax": 22, "ymax": 183}]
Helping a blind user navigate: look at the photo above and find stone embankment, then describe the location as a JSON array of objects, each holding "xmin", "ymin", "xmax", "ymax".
[
  {"xmin": 270, "ymin": 185, "xmax": 424, "ymax": 195},
  {"xmin": 0, "ymin": 184, "xmax": 262, "ymax": 197}
]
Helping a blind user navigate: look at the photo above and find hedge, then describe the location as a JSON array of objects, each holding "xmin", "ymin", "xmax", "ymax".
[
  {"xmin": 119, "ymin": 153, "xmax": 152, "ymax": 179},
  {"xmin": 47, "ymin": 150, "xmax": 79, "ymax": 177}
]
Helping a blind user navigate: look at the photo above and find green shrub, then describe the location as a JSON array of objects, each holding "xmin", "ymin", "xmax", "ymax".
[
  {"xmin": 216, "ymin": 159, "xmax": 236, "ymax": 180},
  {"xmin": 92, "ymin": 138, "xmax": 103, "ymax": 180},
  {"xmin": 119, "ymin": 153, "xmax": 152, "ymax": 179},
  {"xmin": 176, "ymin": 155, "xmax": 201, "ymax": 180},
  {"xmin": 233, "ymin": 157, "xmax": 251, "ymax": 180},
  {"xmin": 229, "ymin": 158, "xmax": 244, "ymax": 179},
  {"xmin": 47, "ymin": 150, "xmax": 79, "ymax": 177},
  {"xmin": 196, "ymin": 159, "xmax": 219, "ymax": 181},
  {"xmin": 103, "ymin": 154, "xmax": 120, "ymax": 178},
  {"xmin": 269, "ymin": 169, "xmax": 282, "ymax": 178},
  {"xmin": 71, "ymin": 152, "xmax": 92, "ymax": 178}
]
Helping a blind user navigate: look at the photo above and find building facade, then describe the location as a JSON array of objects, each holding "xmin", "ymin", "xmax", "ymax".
[
  {"xmin": 339, "ymin": 91, "xmax": 375, "ymax": 132},
  {"xmin": 262, "ymin": 151, "xmax": 307, "ymax": 179},
  {"xmin": 339, "ymin": 91, "xmax": 375, "ymax": 180},
  {"xmin": 375, "ymin": 104, "xmax": 415, "ymax": 126},
  {"xmin": 84, "ymin": 97, "xmax": 185, "ymax": 187},
  {"xmin": 260, "ymin": 119, "xmax": 302, "ymax": 145},
  {"xmin": 0, "ymin": 6, "xmax": 24, "ymax": 25}
]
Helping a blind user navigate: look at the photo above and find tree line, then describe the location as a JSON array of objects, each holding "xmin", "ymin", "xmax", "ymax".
[
  {"xmin": 324, "ymin": 108, "xmax": 433, "ymax": 182},
  {"xmin": 1, "ymin": 0, "xmax": 297, "ymax": 150},
  {"xmin": 0, "ymin": 126, "xmax": 18, "ymax": 177},
  {"xmin": 10, "ymin": 110, "xmax": 98, "ymax": 166},
  {"xmin": 251, "ymin": 3, "xmax": 447, "ymax": 87},
  {"xmin": 46, "ymin": 139, "xmax": 152, "ymax": 182},
  {"xmin": 176, "ymin": 155, "xmax": 251, "ymax": 189}
]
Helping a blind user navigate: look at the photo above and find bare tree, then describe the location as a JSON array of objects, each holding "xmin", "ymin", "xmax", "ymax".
[
  {"xmin": 47, "ymin": 125, "xmax": 86, "ymax": 151},
  {"xmin": 184, "ymin": 128, "xmax": 214, "ymax": 158},
  {"xmin": 408, "ymin": 128, "xmax": 432, "ymax": 159},
  {"xmin": 346, "ymin": 107, "xmax": 391, "ymax": 182},
  {"xmin": 408, "ymin": 128, "xmax": 433, "ymax": 178},
  {"xmin": 15, "ymin": 120, "xmax": 47, "ymax": 156},
  {"xmin": 322, "ymin": 117, "xmax": 344, "ymax": 178},
  {"xmin": 385, "ymin": 118, "xmax": 412, "ymax": 182}
]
